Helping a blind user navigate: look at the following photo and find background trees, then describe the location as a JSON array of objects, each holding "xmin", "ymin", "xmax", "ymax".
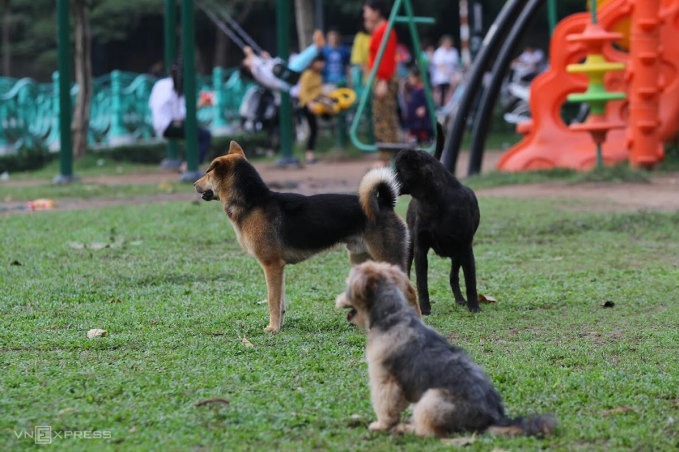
[{"xmin": 0, "ymin": 0, "xmax": 592, "ymax": 82}]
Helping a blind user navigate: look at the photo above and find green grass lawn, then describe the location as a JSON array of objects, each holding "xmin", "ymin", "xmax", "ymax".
[{"xmin": 1, "ymin": 196, "xmax": 678, "ymax": 450}]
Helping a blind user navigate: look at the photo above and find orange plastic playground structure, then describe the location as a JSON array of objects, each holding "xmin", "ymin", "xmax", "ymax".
[{"xmin": 498, "ymin": 0, "xmax": 679, "ymax": 171}]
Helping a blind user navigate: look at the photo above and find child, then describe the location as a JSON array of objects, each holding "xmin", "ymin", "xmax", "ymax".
[
  {"xmin": 404, "ymin": 66, "xmax": 433, "ymax": 144},
  {"xmin": 240, "ymin": 30, "xmax": 326, "ymax": 93},
  {"xmin": 297, "ymin": 54, "xmax": 330, "ymax": 164}
]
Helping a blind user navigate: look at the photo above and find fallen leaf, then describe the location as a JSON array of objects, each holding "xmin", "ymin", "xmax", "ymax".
[
  {"xmin": 441, "ymin": 433, "xmax": 476, "ymax": 447},
  {"xmin": 86, "ymin": 329, "xmax": 107, "ymax": 339},
  {"xmin": 194, "ymin": 398, "xmax": 230, "ymax": 407},
  {"xmin": 478, "ymin": 294, "xmax": 497, "ymax": 304},
  {"xmin": 240, "ymin": 336, "xmax": 254, "ymax": 347},
  {"xmin": 602, "ymin": 406, "xmax": 635, "ymax": 416},
  {"xmin": 108, "ymin": 297, "xmax": 122, "ymax": 303}
]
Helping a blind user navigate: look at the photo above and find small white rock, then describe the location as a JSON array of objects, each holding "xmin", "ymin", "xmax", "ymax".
[{"xmin": 87, "ymin": 329, "xmax": 107, "ymax": 338}]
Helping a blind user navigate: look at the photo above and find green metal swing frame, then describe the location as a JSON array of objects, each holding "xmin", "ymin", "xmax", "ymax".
[{"xmin": 349, "ymin": 0, "xmax": 438, "ymax": 153}]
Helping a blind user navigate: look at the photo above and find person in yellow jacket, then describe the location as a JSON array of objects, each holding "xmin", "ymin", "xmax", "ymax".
[{"xmin": 297, "ymin": 54, "xmax": 331, "ymax": 164}]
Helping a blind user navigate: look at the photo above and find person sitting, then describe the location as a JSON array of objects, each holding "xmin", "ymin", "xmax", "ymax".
[
  {"xmin": 511, "ymin": 45, "xmax": 546, "ymax": 82},
  {"xmin": 240, "ymin": 30, "xmax": 326, "ymax": 92},
  {"xmin": 148, "ymin": 62, "xmax": 211, "ymax": 166}
]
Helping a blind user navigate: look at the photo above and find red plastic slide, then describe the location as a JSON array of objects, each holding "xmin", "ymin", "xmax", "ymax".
[{"xmin": 498, "ymin": 0, "xmax": 679, "ymax": 171}]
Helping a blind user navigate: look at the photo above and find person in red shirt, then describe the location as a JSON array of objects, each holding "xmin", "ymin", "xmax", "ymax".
[{"xmin": 364, "ymin": 0, "xmax": 400, "ymax": 167}]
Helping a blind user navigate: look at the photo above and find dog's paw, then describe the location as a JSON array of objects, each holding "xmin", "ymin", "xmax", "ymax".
[
  {"xmin": 264, "ymin": 324, "xmax": 280, "ymax": 333},
  {"xmin": 368, "ymin": 421, "xmax": 391, "ymax": 432},
  {"xmin": 467, "ymin": 304, "xmax": 481, "ymax": 313},
  {"xmin": 393, "ymin": 423, "xmax": 415, "ymax": 434}
]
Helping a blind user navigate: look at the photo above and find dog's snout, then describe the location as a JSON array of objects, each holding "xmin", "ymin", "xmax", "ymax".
[{"xmin": 201, "ymin": 189, "xmax": 214, "ymax": 201}]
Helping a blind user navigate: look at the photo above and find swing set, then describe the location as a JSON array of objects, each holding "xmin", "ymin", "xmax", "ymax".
[
  {"xmin": 202, "ymin": 0, "xmax": 437, "ymax": 152},
  {"xmin": 349, "ymin": 0, "xmax": 439, "ymax": 153}
]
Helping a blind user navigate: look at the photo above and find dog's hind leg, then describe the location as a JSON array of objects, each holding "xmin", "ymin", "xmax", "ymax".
[
  {"xmin": 412, "ymin": 389, "xmax": 456, "ymax": 437},
  {"xmin": 406, "ymin": 235, "xmax": 415, "ymax": 277},
  {"xmin": 262, "ymin": 262, "xmax": 286, "ymax": 332},
  {"xmin": 460, "ymin": 248, "xmax": 480, "ymax": 312},
  {"xmin": 449, "ymin": 258, "xmax": 466, "ymax": 305}
]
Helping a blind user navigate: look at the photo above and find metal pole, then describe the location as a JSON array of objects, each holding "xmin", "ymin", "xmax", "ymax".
[
  {"xmin": 547, "ymin": 0, "xmax": 558, "ymax": 35},
  {"xmin": 276, "ymin": 0, "xmax": 297, "ymax": 166},
  {"xmin": 54, "ymin": 0, "xmax": 75, "ymax": 184},
  {"xmin": 467, "ymin": 0, "xmax": 543, "ymax": 176},
  {"xmin": 180, "ymin": 0, "xmax": 201, "ymax": 182},
  {"xmin": 162, "ymin": 0, "xmax": 180, "ymax": 169},
  {"xmin": 440, "ymin": 0, "xmax": 529, "ymax": 174}
]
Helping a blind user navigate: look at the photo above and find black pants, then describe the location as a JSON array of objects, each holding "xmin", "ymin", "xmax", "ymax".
[
  {"xmin": 437, "ymin": 82, "xmax": 450, "ymax": 107},
  {"xmin": 163, "ymin": 120, "xmax": 212, "ymax": 164},
  {"xmin": 302, "ymin": 106, "xmax": 318, "ymax": 151}
]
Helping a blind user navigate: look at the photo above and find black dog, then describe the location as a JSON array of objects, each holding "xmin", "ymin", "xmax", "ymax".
[{"xmin": 394, "ymin": 125, "xmax": 481, "ymax": 314}]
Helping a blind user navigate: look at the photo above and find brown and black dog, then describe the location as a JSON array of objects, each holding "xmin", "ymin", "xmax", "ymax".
[{"xmin": 194, "ymin": 141, "xmax": 417, "ymax": 332}]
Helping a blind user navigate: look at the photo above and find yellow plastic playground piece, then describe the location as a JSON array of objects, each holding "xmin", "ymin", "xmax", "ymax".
[{"xmin": 309, "ymin": 88, "xmax": 357, "ymax": 115}]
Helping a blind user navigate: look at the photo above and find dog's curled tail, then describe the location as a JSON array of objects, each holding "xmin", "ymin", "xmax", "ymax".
[
  {"xmin": 487, "ymin": 414, "xmax": 557, "ymax": 437},
  {"xmin": 358, "ymin": 167, "xmax": 400, "ymax": 222}
]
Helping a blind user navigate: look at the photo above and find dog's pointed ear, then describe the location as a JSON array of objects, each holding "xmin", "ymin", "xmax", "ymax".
[
  {"xmin": 205, "ymin": 160, "xmax": 219, "ymax": 173},
  {"xmin": 228, "ymin": 141, "xmax": 246, "ymax": 157}
]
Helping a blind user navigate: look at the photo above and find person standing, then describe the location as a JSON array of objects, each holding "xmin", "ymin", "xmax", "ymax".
[
  {"xmin": 297, "ymin": 55, "xmax": 327, "ymax": 164},
  {"xmin": 363, "ymin": 0, "xmax": 400, "ymax": 167},
  {"xmin": 431, "ymin": 35, "xmax": 461, "ymax": 108},
  {"xmin": 321, "ymin": 28, "xmax": 351, "ymax": 88}
]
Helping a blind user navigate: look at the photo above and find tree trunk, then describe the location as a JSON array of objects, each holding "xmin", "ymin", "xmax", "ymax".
[
  {"xmin": 294, "ymin": 0, "xmax": 315, "ymax": 51},
  {"xmin": 1, "ymin": 0, "xmax": 11, "ymax": 77},
  {"xmin": 72, "ymin": 0, "xmax": 92, "ymax": 159}
]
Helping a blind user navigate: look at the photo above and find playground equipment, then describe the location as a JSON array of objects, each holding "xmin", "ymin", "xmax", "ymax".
[
  {"xmin": 349, "ymin": 0, "xmax": 438, "ymax": 153},
  {"xmin": 308, "ymin": 88, "xmax": 357, "ymax": 115},
  {"xmin": 497, "ymin": 0, "xmax": 679, "ymax": 171},
  {"xmin": 441, "ymin": 0, "xmax": 544, "ymax": 174},
  {"xmin": 565, "ymin": 0, "xmax": 626, "ymax": 170}
]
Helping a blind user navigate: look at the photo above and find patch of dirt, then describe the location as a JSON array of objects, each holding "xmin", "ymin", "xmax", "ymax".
[
  {"xmin": 2, "ymin": 152, "xmax": 679, "ymax": 214},
  {"xmin": 479, "ymin": 173, "xmax": 679, "ymax": 212}
]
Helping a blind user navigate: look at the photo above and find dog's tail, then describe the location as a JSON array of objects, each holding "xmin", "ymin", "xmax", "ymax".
[
  {"xmin": 433, "ymin": 122, "xmax": 445, "ymax": 161},
  {"xmin": 358, "ymin": 167, "xmax": 400, "ymax": 222},
  {"xmin": 487, "ymin": 414, "xmax": 557, "ymax": 437}
]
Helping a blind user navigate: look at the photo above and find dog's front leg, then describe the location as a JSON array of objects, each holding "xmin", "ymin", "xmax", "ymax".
[
  {"xmin": 262, "ymin": 262, "xmax": 286, "ymax": 332},
  {"xmin": 413, "ymin": 241, "xmax": 431, "ymax": 315},
  {"xmin": 369, "ymin": 378, "xmax": 408, "ymax": 432}
]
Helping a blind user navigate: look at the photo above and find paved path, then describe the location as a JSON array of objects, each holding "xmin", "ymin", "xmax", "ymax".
[{"xmin": 2, "ymin": 151, "xmax": 678, "ymax": 213}]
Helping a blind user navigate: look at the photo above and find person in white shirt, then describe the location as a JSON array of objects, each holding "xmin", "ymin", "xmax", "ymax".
[
  {"xmin": 511, "ymin": 45, "xmax": 545, "ymax": 82},
  {"xmin": 148, "ymin": 63, "xmax": 211, "ymax": 164},
  {"xmin": 430, "ymin": 35, "xmax": 461, "ymax": 107}
]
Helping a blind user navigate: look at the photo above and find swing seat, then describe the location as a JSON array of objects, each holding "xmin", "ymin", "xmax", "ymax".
[{"xmin": 309, "ymin": 88, "xmax": 357, "ymax": 115}]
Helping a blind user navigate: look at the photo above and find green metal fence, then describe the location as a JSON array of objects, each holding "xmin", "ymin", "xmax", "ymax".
[{"xmin": 0, "ymin": 67, "xmax": 252, "ymax": 155}]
